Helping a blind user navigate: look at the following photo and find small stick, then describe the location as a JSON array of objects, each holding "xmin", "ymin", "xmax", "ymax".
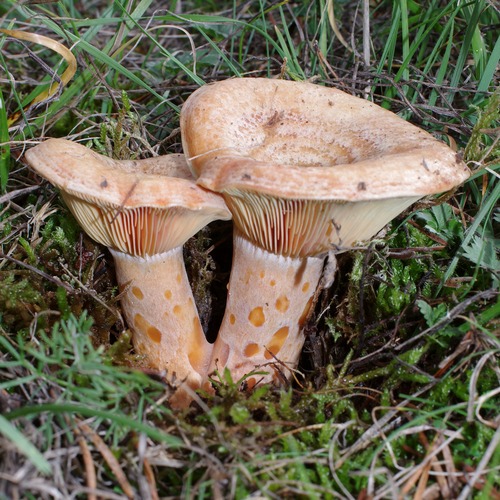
[
  {"xmin": 0, "ymin": 186, "xmax": 39, "ymax": 204},
  {"xmin": 363, "ymin": 0, "xmax": 370, "ymax": 67}
]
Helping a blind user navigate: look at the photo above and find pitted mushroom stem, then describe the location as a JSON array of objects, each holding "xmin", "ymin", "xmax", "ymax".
[
  {"xmin": 111, "ymin": 248, "xmax": 209, "ymax": 396},
  {"xmin": 210, "ymin": 231, "xmax": 325, "ymax": 387}
]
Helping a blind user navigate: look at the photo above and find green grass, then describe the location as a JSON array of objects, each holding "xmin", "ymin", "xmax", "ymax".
[{"xmin": 0, "ymin": 0, "xmax": 499, "ymax": 497}]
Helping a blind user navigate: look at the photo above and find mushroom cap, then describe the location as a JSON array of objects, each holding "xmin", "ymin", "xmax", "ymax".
[
  {"xmin": 180, "ymin": 78, "xmax": 470, "ymax": 256},
  {"xmin": 181, "ymin": 78, "xmax": 469, "ymax": 200},
  {"xmin": 25, "ymin": 138, "xmax": 231, "ymax": 256}
]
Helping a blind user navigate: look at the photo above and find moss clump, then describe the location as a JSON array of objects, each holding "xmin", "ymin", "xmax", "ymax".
[{"xmin": 0, "ymin": 273, "xmax": 44, "ymax": 329}]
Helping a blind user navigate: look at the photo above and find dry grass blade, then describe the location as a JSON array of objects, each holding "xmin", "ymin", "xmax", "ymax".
[
  {"xmin": 76, "ymin": 435, "xmax": 97, "ymax": 500},
  {"xmin": 370, "ymin": 426, "xmax": 464, "ymax": 498},
  {"xmin": 0, "ymin": 29, "xmax": 77, "ymax": 126},
  {"xmin": 333, "ymin": 382, "xmax": 437, "ymax": 469},
  {"xmin": 414, "ymin": 461, "xmax": 431, "ymax": 499},
  {"xmin": 141, "ymin": 455, "xmax": 159, "ymax": 500},
  {"xmin": 425, "ymin": 435, "xmax": 454, "ymax": 499},
  {"xmin": 400, "ymin": 433, "xmax": 449, "ymax": 499},
  {"xmin": 442, "ymin": 441, "xmax": 460, "ymax": 496},
  {"xmin": 467, "ymin": 350, "xmax": 500, "ymax": 426},
  {"xmin": 326, "ymin": 0, "xmax": 352, "ymax": 52},
  {"xmin": 77, "ymin": 420, "xmax": 135, "ymax": 499}
]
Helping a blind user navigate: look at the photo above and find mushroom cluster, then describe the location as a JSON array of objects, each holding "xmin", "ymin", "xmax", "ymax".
[{"xmin": 26, "ymin": 78, "xmax": 470, "ymax": 405}]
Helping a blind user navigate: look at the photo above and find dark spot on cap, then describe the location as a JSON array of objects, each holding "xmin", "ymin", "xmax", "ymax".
[
  {"xmin": 100, "ymin": 178, "xmax": 108, "ymax": 188},
  {"xmin": 242, "ymin": 174, "xmax": 251, "ymax": 180},
  {"xmin": 357, "ymin": 182, "xmax": 366, "ymax": 191},
  {"xmin": 265, "ymin": 110, "xmax": 283, "ymax": 127},
  {"xmin": 455, "ymin": 152, "xmax": 463, "ymax": 164},
  {"xmin": 422, "ymin": 159, "xmax": 430, "ymax": 171}
]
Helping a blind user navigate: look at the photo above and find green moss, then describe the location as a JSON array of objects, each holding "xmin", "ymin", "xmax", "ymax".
[
  {"xmin": 17, "ymin": 237, "xmax": 37, "ymax": 265},
  {"xmin": 0, "ymin": 273, "xmax": 43, "ymax": 328},
  {"xmin": 465, "ymin": 88, "xmax": 500, "ymax": 165},
  {"xmin": 55, "ymin": 287, "xmax": 70, "ymax": 321}
]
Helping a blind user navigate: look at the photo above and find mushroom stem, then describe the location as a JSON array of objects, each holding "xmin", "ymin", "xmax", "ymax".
[
  {"xmin": 110, "ymin": 246, "xmax": 211, "ymax": 395},
  {"xmin": 209, "ymin": 230, "xmax": 326, "ymax": 388}
]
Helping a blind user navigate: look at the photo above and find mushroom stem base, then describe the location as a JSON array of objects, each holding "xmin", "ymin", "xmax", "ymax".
[
  {"xmin": 209, "ymin": 233, "xmax": 326, "ymax": 389},
  {"xmin": 110, "ymin": 247, "xmax": 211, "ymax": 406}
]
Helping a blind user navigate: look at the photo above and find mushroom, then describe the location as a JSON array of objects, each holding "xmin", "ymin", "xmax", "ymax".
[
  {"xmin": 180, "ymin": 77, "xmax": 470, "ymax": 387},
  {"xmin": 25, "ymin": 138, "xmax": 231, "ymax": 406}
]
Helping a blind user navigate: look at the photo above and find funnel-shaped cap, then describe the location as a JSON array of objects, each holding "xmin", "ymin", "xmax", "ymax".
[{"xmin": 181, "ymin": 78, "xmax": 470, "ymax": 256}]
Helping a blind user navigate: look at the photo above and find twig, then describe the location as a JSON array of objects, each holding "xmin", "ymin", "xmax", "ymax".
[
  {"xmin": 0, "ymin": 251, "xmax": 74, "ymax": 292},
  {"xmin": 351, "ymin": 288, "xmax": 498, "ymax": 370},
  {"xmin": 395, "ymin": 288, "xmax": 498, "ymax": 353},
  {"xmin": 58, "ymin": 261, "xmax": 122, "ymax": 322},
  {"xmin": 0, "ymin": 186, "xmax": 39, "ymax": 204}
]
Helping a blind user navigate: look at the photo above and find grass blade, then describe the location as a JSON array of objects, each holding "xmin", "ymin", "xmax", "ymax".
[
  {"xmin": 447, "ymin": 0, "xmax": 484, "ymax": 105},
  {"xmin": 5, "ymin": 403, "xmax": 184, "ymax": 448},
  {"xmin": 477, "ymin": 35, "xmax": 500, "ymax": 93},
  {"xmin": 0, "ymin": 28, "xmax": 77, "ymax": 127},
  {"xmin": 0, "ymin": 414, "xmax": 52, "ymax": 475},
  {"xmin": 438, "ymin": 178, "xmax": 500, "ymax": 293}
]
